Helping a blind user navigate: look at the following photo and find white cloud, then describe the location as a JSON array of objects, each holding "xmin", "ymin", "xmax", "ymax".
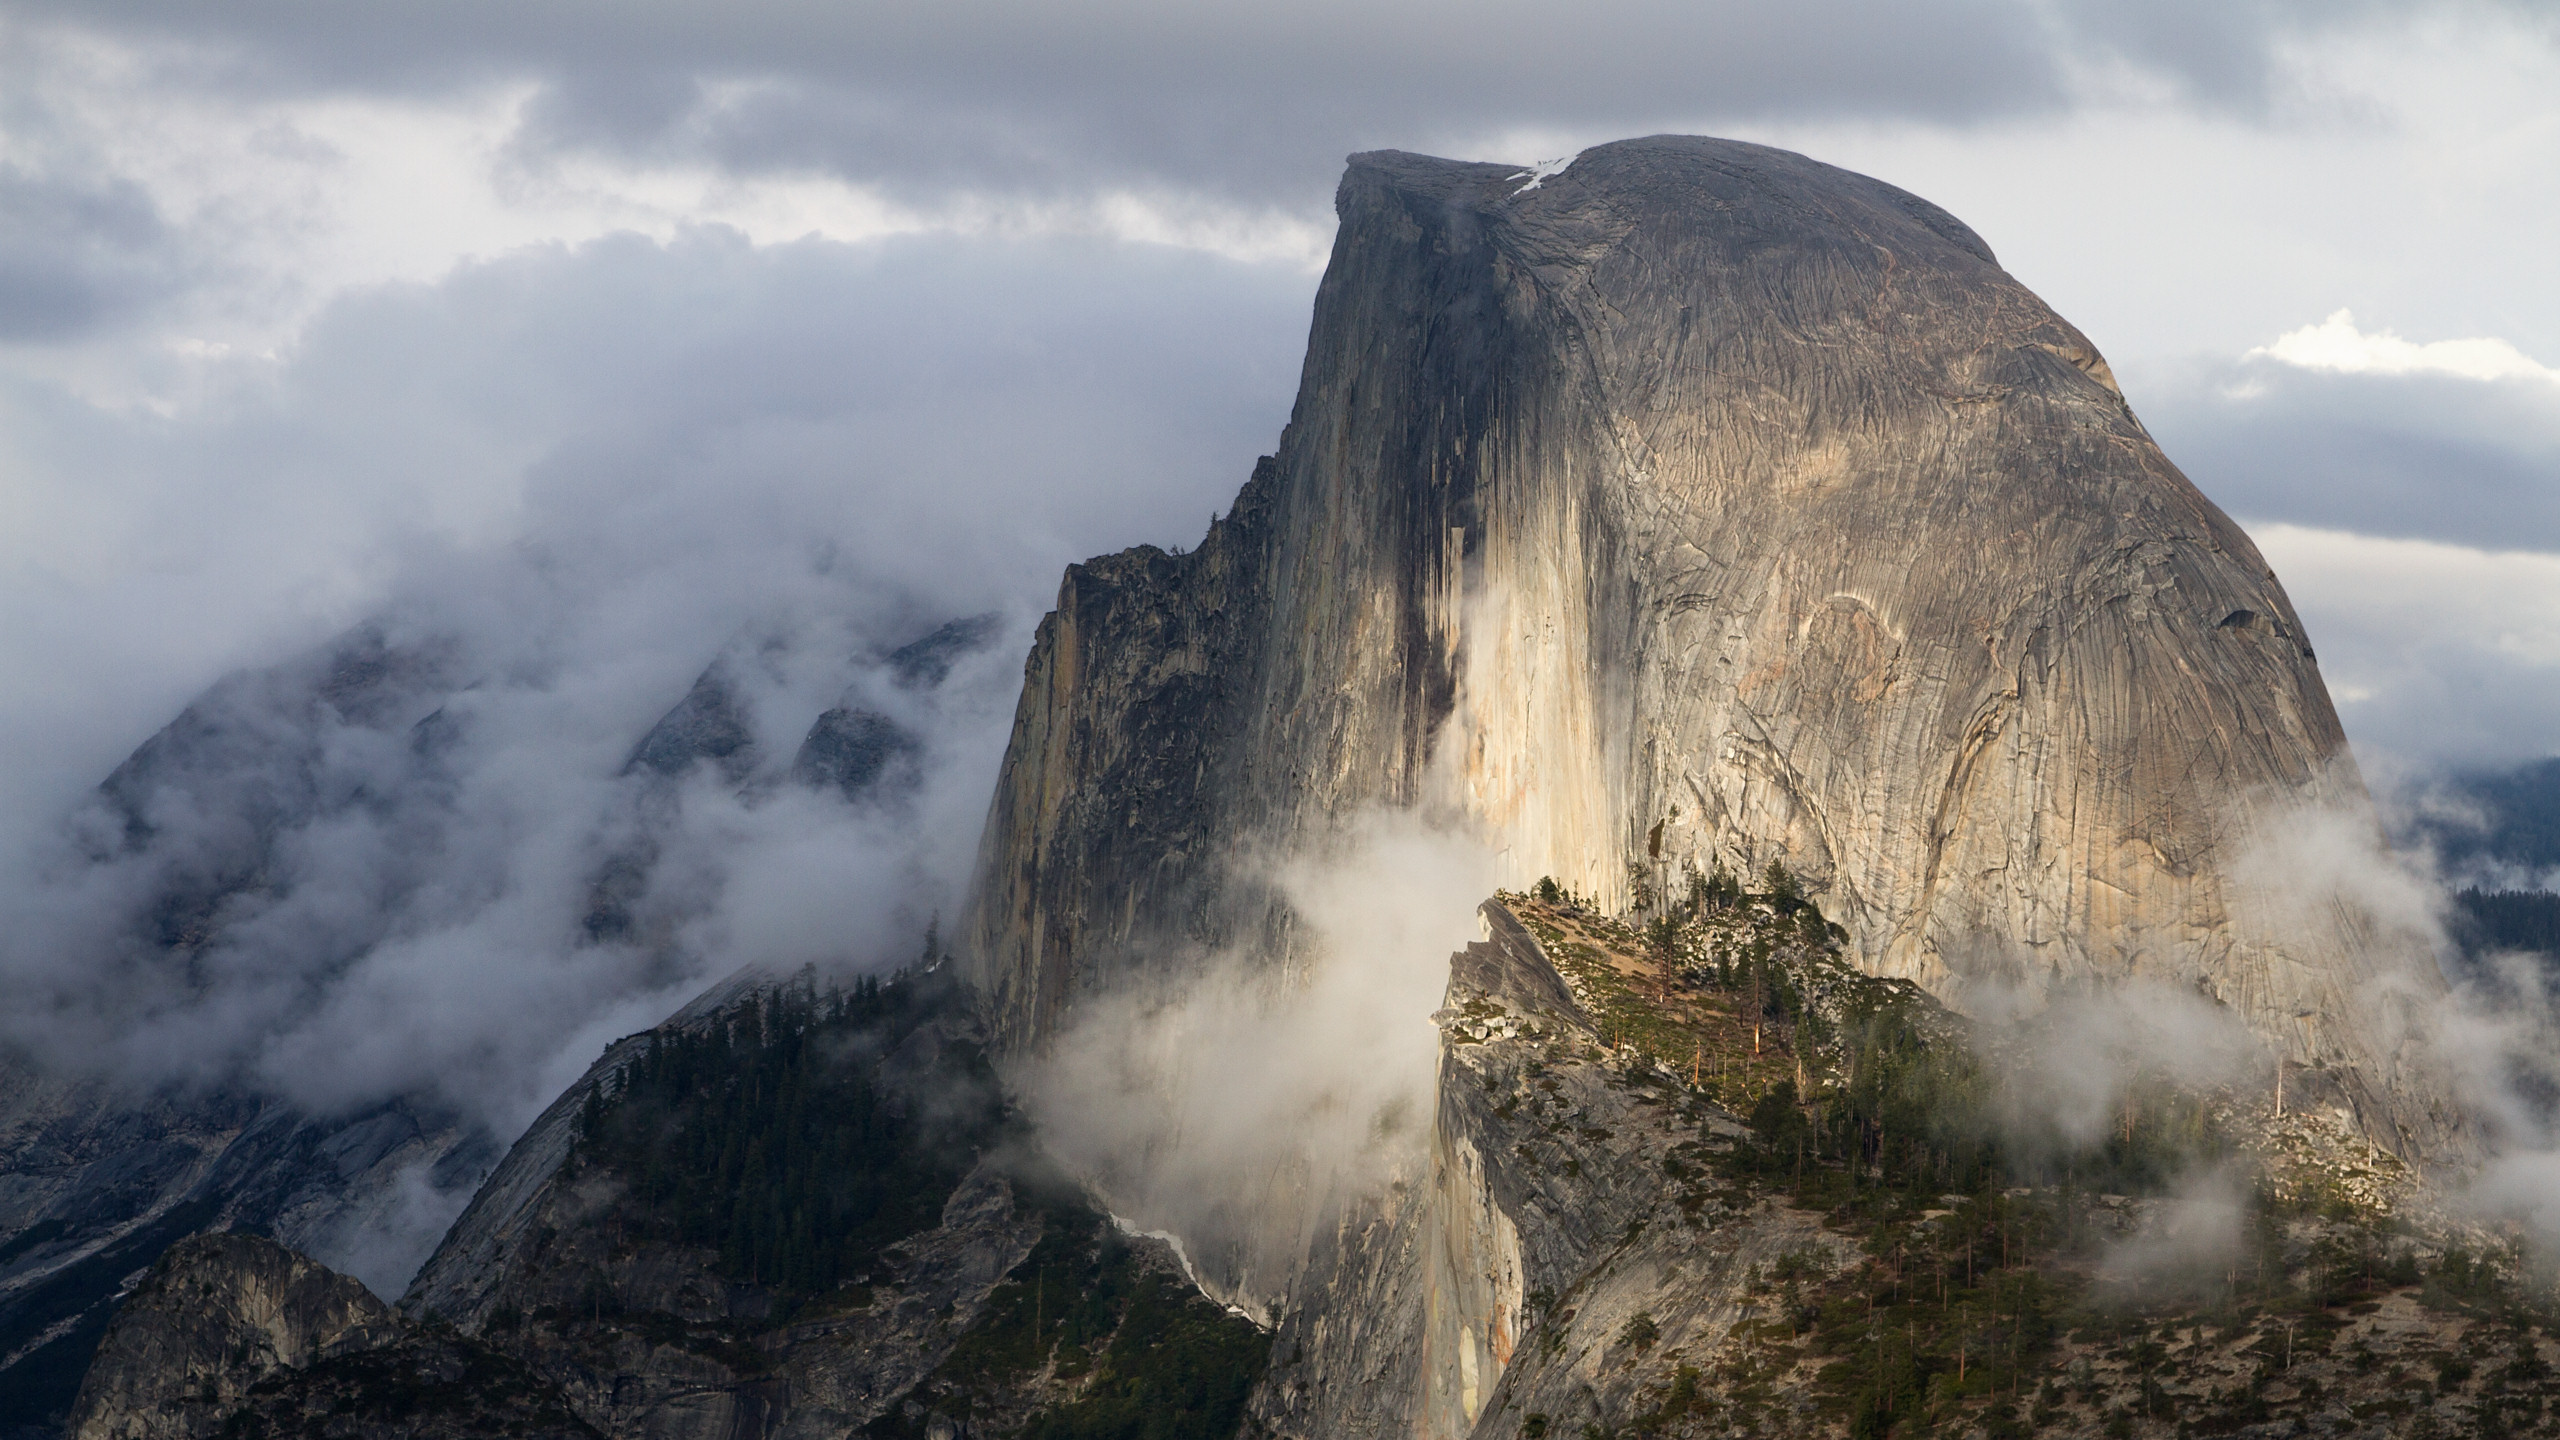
[
  {"xmin": 2249, "ymin": 309, "xmax": 2560, "ymax": 386},
  {"xmin": 1022, "ymin": 812, "xmax": 1498, "ymax": 1318},
  {"xmin": 1701, "ymin": 5, "xmax": 2560, "ymax": 371},
  {"xmin": 2258, "ymin": 524, "xmax": 2560, "ymax": 669}
]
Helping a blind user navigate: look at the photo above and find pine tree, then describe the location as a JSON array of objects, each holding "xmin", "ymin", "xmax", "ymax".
[{"xmin": 1644, "ymin": 913, "xmax": 1683, "ymax": 1005}]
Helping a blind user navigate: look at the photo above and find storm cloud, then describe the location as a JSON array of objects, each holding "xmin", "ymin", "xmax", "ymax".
[
  {"xmin": 0, "ymin": 0, "xmax": 2449, "ymax": 211},
  {"xmin": 2145, "ymin": 339, "xmax": 2560, "ymax": 556}
]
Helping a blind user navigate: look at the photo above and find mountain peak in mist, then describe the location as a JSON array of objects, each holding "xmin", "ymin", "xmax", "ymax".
[{"xmin": 965, "ymin": 133, "xmax": 2457, "ymax": 1157}]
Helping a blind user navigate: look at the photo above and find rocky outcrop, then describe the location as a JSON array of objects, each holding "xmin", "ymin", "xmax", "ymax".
[
  {"xmin": 623, "ymin": 660, "xmax": 761, "ymax": 782},
  {"xmin": 964, "ymin": 135, "xmax": 2454, "ymax": 1155},
  {"xmin": 883, "ymin": 614, "xmax": 1002, "ymax": 689},
  {"xmin": 1258, "ymin": 898, "xmax": 2532, "ymax": 1440},
  {"xmin": 67, "ymin": 1230, "xmax": 599, "ymax": 1440},
  {"xmin": 399, "ymin": 968, "xmax": 1266, "ymax": 1439},
  {"xmin": 791, "ymin": 708, "xmax": 919, "ymax": 801},
  {"xmin": 1255, "ymin": 903, "xmax": 1848, "ymax": 1438},
  {"xmin": 66, "ymin": 1231, "xmax": 395, "ymax": 1439}
]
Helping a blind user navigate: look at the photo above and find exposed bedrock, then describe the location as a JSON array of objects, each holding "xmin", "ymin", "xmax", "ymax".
[
  {"xmin": 1253, "ymin": 902, "xmax": 1850, "ymax": 1439},
  {"xmin": 66, "ymin": 1231, "xmax": 396, "ymax": 1440},
  {"xmin": 962, "ymin": 135, "xmax": 2457, "ymax": 1155}
]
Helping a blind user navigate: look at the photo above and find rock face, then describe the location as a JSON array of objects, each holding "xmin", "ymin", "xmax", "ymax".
[
  {"xmin": 1252, "ymin": 901, "xmax": 1850, "ymax": 1440},
  {"xmin": 175, "ymin": 1330, "xmax": 601, "ymax": 1440},
  {"xmin": 883, "ymin": 614, "xmax": 1003, "ymax": 689},
  {"xmin": 624, "ymin": 660, "xmax": 762, "ymax": 783},
  {"xmin": 1257, "ymin": 896, "xmax": 2509, "ymax": 1440},
  {"xmin": 66, "ymin": 1231, "xmax": 395, "ymax": 1439},
  {"xmin": 68, "ymin": 1230, "xmax": 600, "ymax": 1440},
  {"xmin": 791, "ymin": 708, "xmax": 920, "ymax": 801},
  {"xmin": 399, "ymin": 969, "xmax": 1267, "ymax": 1440},
  {"xmin": 964, "ymin": 135, "xmax": 2451, "ymax": 1153}
]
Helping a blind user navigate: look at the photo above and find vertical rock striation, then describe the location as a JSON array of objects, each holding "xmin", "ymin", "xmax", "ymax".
[{"xmin": 964, "ymin": 135, "xmax": 2454, "ymax": 1153}]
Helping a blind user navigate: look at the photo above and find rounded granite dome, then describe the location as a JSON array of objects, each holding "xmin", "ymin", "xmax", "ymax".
[{"xmin": 967, "ymin": 134, "xmax": 2458, "ymax": 1159}]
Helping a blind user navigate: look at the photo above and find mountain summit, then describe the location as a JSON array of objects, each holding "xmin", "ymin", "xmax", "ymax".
[{"xmin": 965, "ymin": 135, "xmax": 2453, "ymax": 1154}]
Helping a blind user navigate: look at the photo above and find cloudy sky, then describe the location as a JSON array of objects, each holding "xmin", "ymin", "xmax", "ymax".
[
  {"xmin": 4, "ymin": 0, "xmax": 2554, "ymax": 791},
  {"xmin": 2, "ymin": 1, "xmax": 2556, "ymax": 1166}
]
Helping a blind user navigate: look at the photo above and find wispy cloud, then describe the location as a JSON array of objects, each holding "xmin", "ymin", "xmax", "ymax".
[{"xmin": 1022, "ymin": 812, "xmax": 1498, "ymax": 1320}]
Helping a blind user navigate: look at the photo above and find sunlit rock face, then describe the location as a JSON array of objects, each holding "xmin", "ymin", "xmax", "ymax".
[
  {"xmin": 965, "ymin": 135, "xmax": 2454, "ymax": 1153},
  {"xmin": 67, "ymin": 1232, "xmax": 395, "ymax": 1440}
]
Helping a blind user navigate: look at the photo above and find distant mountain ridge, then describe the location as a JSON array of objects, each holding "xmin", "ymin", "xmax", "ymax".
[
  {"xmin": 2404, "ymin": 755, "xmax": 2560, "ymax": 880},
  {"xmin": 0, "ymin": 611, "xmax": 1001, "ymax": 1436}
]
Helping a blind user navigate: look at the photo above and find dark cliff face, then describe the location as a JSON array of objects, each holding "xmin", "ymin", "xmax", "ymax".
[
  {"xmin": 964, "ymin": 136, "xmax": 2452, "ymax": 1154},
  {"xmin": 66, "ymin": 1231, "xmax": 396, "ymax": 1439},
  {"xmin": 960, "ymin": 491, "xmax": 1280, "ymax": 1044},
  {"xmin": 395, "ymin": 969, "xmax": 1267, "ymax": 1440}
]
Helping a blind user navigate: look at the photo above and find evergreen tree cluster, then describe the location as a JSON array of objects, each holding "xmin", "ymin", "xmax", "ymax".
[
  {"xmin": 1519, "ymin": 864, "xmax": 2238, "ymax": 1204},
  {"xmin": 574, "ymin": 968, "xmax": 1001, "ymax": 1301},
  {"xmin": 888, "ymin": 1203, "xmax": 1269, "ymax": 1440},
  {"xmin": 2453, "ymin": 886, "xmax": 2560, "ymax": 958},
  {"xmin": 569, "ymin": 965, "xmax": 1271, "ymax": 1437},
  {"xmin": 1733, "ymin": 1018, "xmax": 2230, "ymax": 1205}
]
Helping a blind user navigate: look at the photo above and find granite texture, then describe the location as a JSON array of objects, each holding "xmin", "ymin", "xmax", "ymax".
[{"xmin": 963, "ymin": 135, "xmax": 2455, "ymax": 1156}]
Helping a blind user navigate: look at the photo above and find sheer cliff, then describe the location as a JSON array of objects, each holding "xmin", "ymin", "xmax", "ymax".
[{"xmin": 963, "ymin": 135, "xmax": 2454, "ymax": 1154}]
